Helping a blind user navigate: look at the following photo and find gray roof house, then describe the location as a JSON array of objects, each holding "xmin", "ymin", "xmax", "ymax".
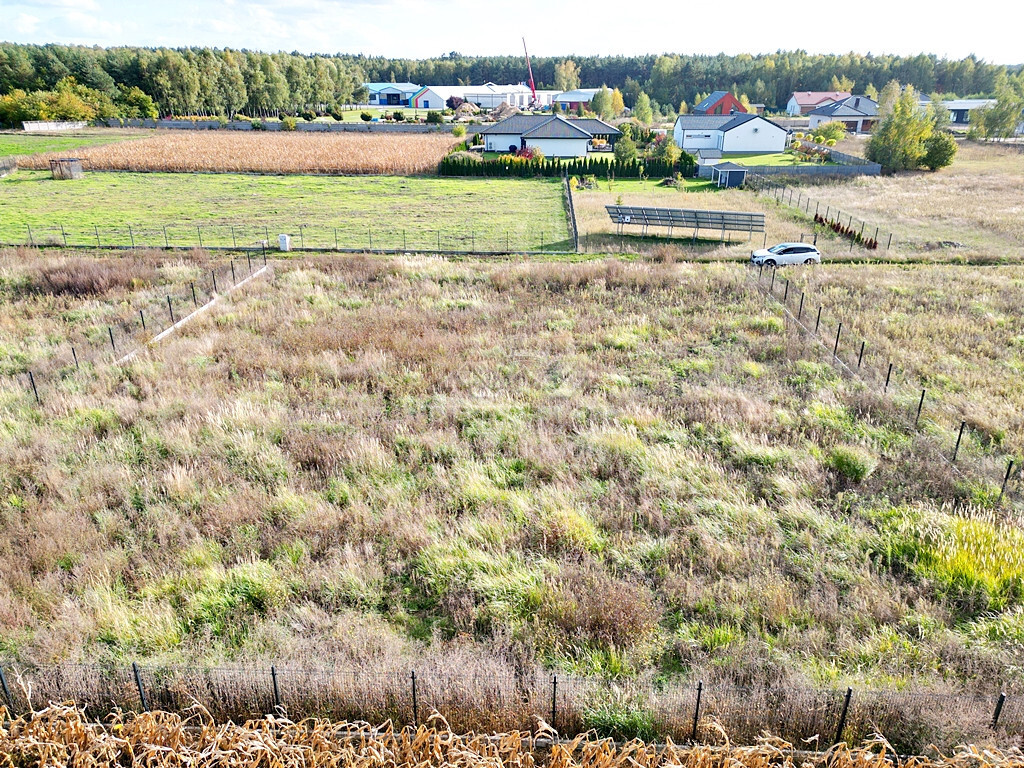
[
  {"xmin": 808, "ymin": 95, "xmax": 879, "ymax": 132},
  {"xmin": 478, "ymin": 115, "xmax": 621, "ymax": 157},
  {"xmin": 673, "ymin": 113, "xmax": 787, "ymax": 153}
]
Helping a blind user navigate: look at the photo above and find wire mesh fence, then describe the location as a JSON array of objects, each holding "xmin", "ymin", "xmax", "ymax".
[
  {"xmin": 0, "ymin": 663, "xmax": 1019, "ymax": 754},
  {"xmin": 745, "ymin": 173, "xmax": 895, "ymax": 252},
  {"xmin": 4, "ymin": 222, "xmax": 575, "ymax": 255},
  {"xmin": 748, "ymin": 265, "xmax": 1023, "ymax": 506},
  {"xmin": 3, "ymin": 253, "xmax": 269, "ymax": 403}
]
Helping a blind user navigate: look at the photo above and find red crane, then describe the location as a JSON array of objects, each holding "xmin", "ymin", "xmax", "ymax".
[{"xmin": 522, "ymin": 37, "xmax": 537, "ymax": 108}]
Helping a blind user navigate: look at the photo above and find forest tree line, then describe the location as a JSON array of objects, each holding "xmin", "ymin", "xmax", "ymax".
[{"xmin": 1, "ymin": 42, "xmax": 1021, "ymax": 121}]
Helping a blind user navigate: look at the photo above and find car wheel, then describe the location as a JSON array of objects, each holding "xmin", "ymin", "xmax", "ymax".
[
  {"xmin": 765, "ymin": 259, "xmax": 777, "ymax": 267},
  {"xmin": 804, "ymin": 257, "xmax": 817, "ymax": 264}
]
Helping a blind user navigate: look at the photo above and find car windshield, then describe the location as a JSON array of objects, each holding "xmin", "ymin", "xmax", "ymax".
[{"xmin": 767, "ymin": 244, "xmax": 789, "ymax": 253}]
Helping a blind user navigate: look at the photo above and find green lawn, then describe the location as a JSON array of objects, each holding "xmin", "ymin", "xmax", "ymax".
[
  {"xmin": 0, "ymin": 170, "xmax": 570, "ymax": 251},
  {"xmin": 722, "ymin": 152, "xmax": 836, "ymax": 167},
  {"xmin": 0, "ymin": 130, "xmax": 150, "ymax": 158}
]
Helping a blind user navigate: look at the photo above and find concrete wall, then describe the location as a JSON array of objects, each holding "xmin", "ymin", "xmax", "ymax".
[
  {"xmin": 676, "ymin": 129, "xmax": 722, "ymax": 151},
  {"xmin": 22, "ymin": 121, "xmax": 88, "ymax": 132},
  {"xmin": 105, "ymin": 118, "xmax": 480, "ymax": 134},
  {"xmin": 483, "ymin": 133, "xmax": 521, "ymax": 152}
]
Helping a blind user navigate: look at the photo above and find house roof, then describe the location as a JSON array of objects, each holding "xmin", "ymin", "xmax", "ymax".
[
  {"xmin": 364, "ymin": 82, "xmax": 420, "ymax": 93},
  {"xmin": 714, "ymin": 162, "xmax": 747, "ymax": 172},
  {"xmin": 566, "ymin": 118, "xmax": 622, "ymax": 137},
  {"xmin": 694, "ymin": 91, "xmax": 732, "ymax": 112},
  {"xmin": 523, "ymin": 116, "xmax": 592, "ymax": 139},
  {"xmin": 790, "ymin": 91, "xmax": 850, "ymax": 106},
  {"xmin": 810, "ymin": 95, "xmax": 879, "ymax": 117},
  {"xmin": 696, "ymin": 149, "xmax": 723, "ymax": 159},
  {"xmin": 674, "ymin": 113, "xmax": 786, "ymax": 133},
  {"xmin": 478, "ymin": 114, "xmax": 610, "ymax": 139},
  {"xmin": 553, "ymin": 88, "xmax": 601, "ymax": 102},
  {"xmin": 918, "ymin": 98, "xmax": 997, "ymax": 110}
]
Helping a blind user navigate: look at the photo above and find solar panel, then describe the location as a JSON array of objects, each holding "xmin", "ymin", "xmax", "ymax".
[{"xmin": 605, "ymin": 205, "xmax": 765, "ymax": 238}]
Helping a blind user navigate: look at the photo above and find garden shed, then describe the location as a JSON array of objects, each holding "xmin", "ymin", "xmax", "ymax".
[{"xmin": 711, "ymin": 162, "xmax": 747, "ymax": 188}]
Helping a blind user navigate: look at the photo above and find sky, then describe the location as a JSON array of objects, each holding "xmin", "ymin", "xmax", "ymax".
[{"xmin": 1, "ymin": 0, "xmax": 1021, "ymax": 65}]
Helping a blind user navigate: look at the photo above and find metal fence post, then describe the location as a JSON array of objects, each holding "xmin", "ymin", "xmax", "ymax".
[
  {"xmin": 992, "ymin": 691, "xmax": 1006, "ymax": 729},
  {"xmin": 197, "ymin": 225, "xmax": 203, "ymax": 249},
  {"xmin": 231, "ymin": 261, "xmax": 236, "ymax": 285},
  {"xmin": 139, "ymin": 309, "xmax": 146, "ymax": 330},
  {"xmin": 550, "ymin": 674, "xmax": 558, "ymax": 732},
  {"xmin": 833, "ymin": 322, "xmax": 842, "ymax": 358},
  {"xmin": 884, "ymin": 362, "xmax": 893, "ymax": 394},
  {"xmin": 814, "ymin": 306, "xmax": 822, "ymax": 334},
  {"xmin": 132, "ymin": 662, "xmax": 149, "ymax": 711},
  {"xmin": 915, "ymin": 389, "xmax": 926, "ymax": 428},
  {"xmin": 271, "ymin": 665, "xmax": 281, "ymax": 713},
  {"xmin": 798, "ymin": 292, "xmax": 804, "ymax": 320},
  {"xmin": 0, "ymin": 664, "xmax": 13, "ymax": 715},
  {"xmin": 167, "ymin": 295, "xmax": 175, "ymax": 324},
  {"xmin": 212, "ymin": 270, "xmax": 218, "ymax": 294},
  {"xmin": 834, "ymin": 687, "xmax": 852, "ymax": 744},
  {"xmin": 999, "ymin": 460, "xmax": 1015, "ymax": 504},
  {"xmin": 411, "ymin": 671, "xmax": 419, "ymax": 727},
  {"xmin": 857, "ymin": 341, "xmax": 865, "ymax": 368},
  {"xmin": 108, "ymin": 326, "xmax": 116, "ymax": 351},
  {"xmin": 27, "ymin": 371, "xmax": 40, "ymax": 404},
  {"xmin": 128, "ymin": 225, "xmax": 135, "ymax": 249},
  {"xmin": 952, "ymin": 421, "xmax": 967, "ymax": 463},
  {"xmin": 191, "ymin": 282, "xmax": 198, "ymax": 307},
  {"xmin": 71, "ymin": 346, "xmax": 79, "ymax": 370},
  {"xmin": 691, "ymin": 680, "xmax": 703, "ymax": 742},
  {"xmin": 769, "ymin": 268, "xmax": 776, "ymax": 293},
  {"xmin": 163, "ymin": 225, "xmax": 169, "ymax": 249}
]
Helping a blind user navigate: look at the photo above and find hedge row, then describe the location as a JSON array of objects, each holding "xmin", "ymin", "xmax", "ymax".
[{"xmin": 438, "ymin": 154, "xmax": 696, "ymax": 179}]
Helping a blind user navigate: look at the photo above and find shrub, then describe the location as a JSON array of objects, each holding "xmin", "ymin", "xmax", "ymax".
[
  {"xmin": 298, "ymin": 110, "xmax": 316, "ymax": 122},
  {"xmin": 827, "ymin": 445, "xmax": 877, "ymax": 482},
  {"xmin": 392, "ymin": 110, "xmax": 405, "ymax": 122},
  {"xmin": 451, "ymin": 124, "xmax": 466, "ymax": 137},
  {"xmin": 329, "ymin": 110, "xmax": 344, "ymax": 121},
  {"xmin": 360, "ymin": 111, "xmax": 372, "ymax": 121},
  {"xmin": 922, "ymin": 130, "xmax": 958, "ymax": 170},
  {"xmin": 816, "ymin": 120, "xmax": 848, "ymax": 143},
  {"xmin": 281, "ymin": 116, "xmax": 297, "ymax": 131},
  {"xmin": 613, "ymin": 136, "xmax": 637, "ymax": 162},
  {"xmin": 446, "ymin": 150, "xmax": 481, "ymax": 164},
  {"xmin": 426, "ymin": 110, "xmax": 444, "ymax": 124},
  {"xmin": 250, "ymin": 119, "xmax": 264, "ymax": 131},
  {"xmin": 233, "ymin": 113, "xmax": 247, "ymax": 122}
]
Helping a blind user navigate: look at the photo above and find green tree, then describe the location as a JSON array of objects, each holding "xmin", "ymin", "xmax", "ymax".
[
  {"xmin": 815, "ymin": 121, "xmax": 848, "ymax": 143},
  {"xmin": 972, "ymin": 83, "xmax": 1024, "ymax": 139},
  {"xmin": 830, "ymin": 74, "xmax": 855, "ymax": 92},
  {"xmin": 554, "ymin": 60, "xmax": 580, "ymax": 92},
  {"xmin": 613, "ymin": 135, "xmax": 637, "ymax": 162},
  {"xmin": 633, "ymin": 92, "xmax": 652, "ymax": 124},
  {"xmin": 611, "ymin": 87, "xmax": 625, "ymax": 116},
  {"xmin": 927, "ymin": 93, "xmax": 951, "ymax": 130},
  {"xmin": 591, "ymin": 85, "xmax": 613, "ymax": 119},
  {"xmin": 866, "ymin": 84, "xmax": 932, "ymax": 171},
  {"xmin": 652, "ymin": 135, "xmax": 681, "ymax": 164},
  {"xmin": 922, "ymin": 130, "xmax": 957, "ymax": 170},
  {"xmin": 678, "ymin": 100, "xmax": 688, "ymax": 115},
  {"xmin": 864, "ymin": 83, "xmax": 879, "ymax": 100},
  {"xmin": 116, "ymin": 85, "xmax": 157, "ymax": 118}
]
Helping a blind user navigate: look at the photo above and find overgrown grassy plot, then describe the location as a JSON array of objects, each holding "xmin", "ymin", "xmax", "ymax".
[
  {"xmin": 783, "ymin": 264, "xmax": 1024, "ymax": 456},
  {"xmin": 3, "ymin": 251, "xmax": 1024, "ymax": 702},
  {"xmin": 0, "ymin": 172, "xmax": 571, "ymax": 251},
  {"xmin": 803, "ymin": 141, "xmax": 1024, "ymax": 260}
]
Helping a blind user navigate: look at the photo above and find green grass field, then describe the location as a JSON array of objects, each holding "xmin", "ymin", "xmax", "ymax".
[
  {"xmin": 722, "ymin": 152, "xmax": 835, "ymax": 167},
  {"xmin": 0, "ymin": 170, "xmax": 570, "ymax": 251},
  {"xmin": 0, "ymin": 130, "xmax": 149, "ymax": 158}
]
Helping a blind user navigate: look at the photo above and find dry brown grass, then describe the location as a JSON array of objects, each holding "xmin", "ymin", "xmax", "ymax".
[
  {"xmin": 17, "ymin": 131, "xmax": 461, "ymax": 175},
  {"xmin": 802, "ymin": 141, "xmax": 1024, "ymax": 259},
  {"xmin": 0, "ymin": 704, "xmax": 1020, "ymax": 768}
]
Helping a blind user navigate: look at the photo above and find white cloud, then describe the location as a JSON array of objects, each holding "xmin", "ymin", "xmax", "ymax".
[
  {"xmin": 13, "ymin": 12, "xmax": 41, "ymax": 34},
  {"xmin": 16, "ymin": 0, "xmax": 99, "ymax": 10}
]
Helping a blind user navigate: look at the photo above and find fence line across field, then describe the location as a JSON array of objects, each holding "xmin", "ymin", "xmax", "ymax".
[
  {"xmin": 5, "ymin": 222, "xmax": 575, "ymax": 255},
  {"xmin": 0, "ymin": 662, "xmax": 1018, "ymax": 752},
  {"xmin": 749, "ymin": 265, "xmax": 1022, "ymax": 506},
  {"xmin": 4, "ymin": 253, "xmax": 270, "ymax": 404},
  {"xmin": 745, "ymin": 173, "xmax": 895, "ymax": 252}
]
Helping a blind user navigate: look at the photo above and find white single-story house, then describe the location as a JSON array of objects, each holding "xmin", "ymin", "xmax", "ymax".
[
  {"xmin": 478, "ymin": 114, "xmax": 621, "ymax": 157},
  {"xmin": 808, "ymin": 95, "xmax": 879, "ymax": 132},
  {"xmin": 672, "ymin": 114, "xmax": 787, "ymax": 153},
  {"xmin": 916, "ymin": 98, "xmax": 997, "ymax": 125},
  {"xmin": 411, "ymin": 83, "xmax": 558, "ymax": 110},
  {"xmin": 364, "ymin": 82, "xmax": 421, "ymax": 107},
  {"xmin": 786, "ymin": 91, "xmax": 850, "ymax": 115}
]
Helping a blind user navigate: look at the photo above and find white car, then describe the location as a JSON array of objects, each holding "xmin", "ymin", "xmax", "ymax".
[{"xmin": 750, "ymin": 243, "xmax": 822, "ymax": 266}]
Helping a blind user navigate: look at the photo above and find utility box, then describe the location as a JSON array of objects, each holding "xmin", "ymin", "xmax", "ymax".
[
  {"xmin": 278, "ymin": 234, "xmax": 291, "ymax": 252},
  {"xmin": 50, "ymin": 158, "xmax": 84, "ymax": 180}
]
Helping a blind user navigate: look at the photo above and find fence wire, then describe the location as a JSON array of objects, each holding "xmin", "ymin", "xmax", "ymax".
[{"xmin": 0, "ymin": 663, "xmax": 1019, "ymax": 754}]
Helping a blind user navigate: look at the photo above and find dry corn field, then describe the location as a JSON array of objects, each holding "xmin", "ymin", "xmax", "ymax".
[
  {"xmin": 1, "ymin": 705, "xmax": 1022, "ymax": 768},
  {"xmin": 17, "ymin": 131, "xmax": 462, "ymax": 175}
]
